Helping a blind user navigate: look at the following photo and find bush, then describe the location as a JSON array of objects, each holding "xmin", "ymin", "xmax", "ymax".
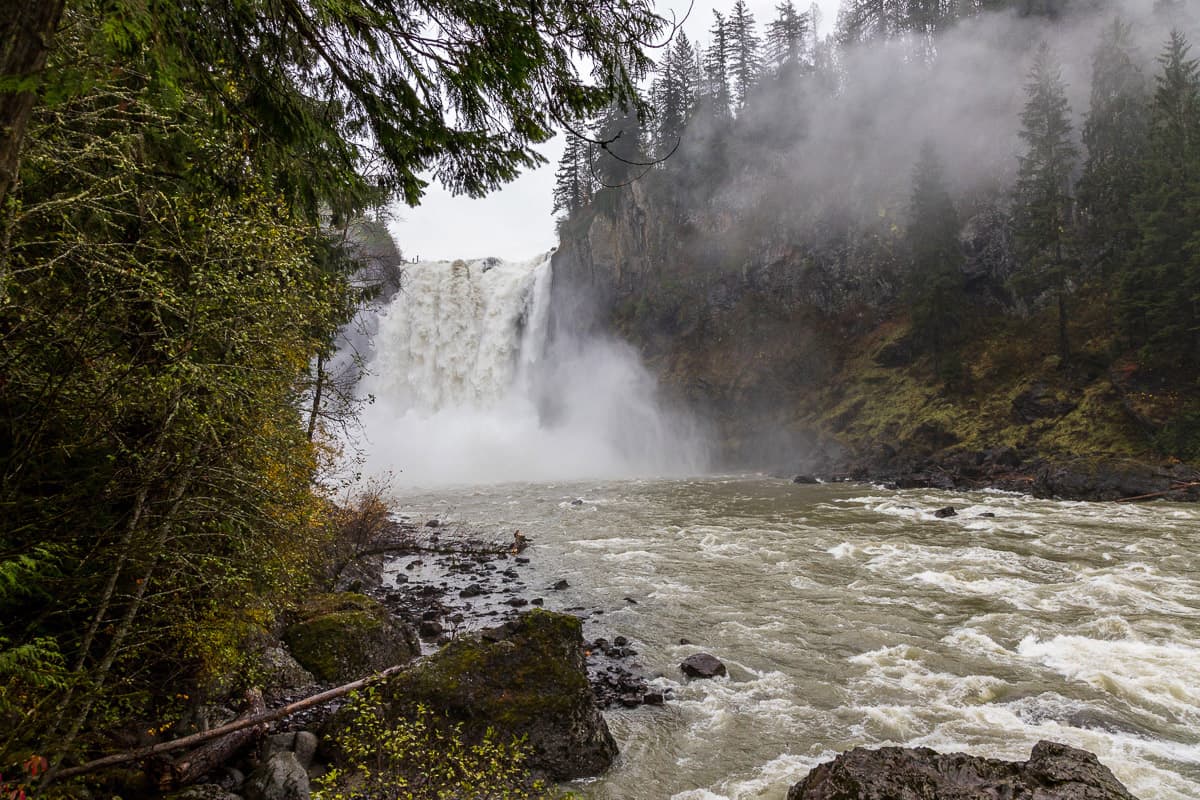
[{"xmin": 316, "ymin": 687, "xmax": 564, "ymax": 800}]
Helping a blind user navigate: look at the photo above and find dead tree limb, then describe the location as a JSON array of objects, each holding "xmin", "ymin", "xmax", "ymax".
[
  {"xmin": 1115, "ymin": 481, "xmax": 1200, "ymax": 503},
  {"xmin": 49, "ymin": 664, "xmax": 407, "ymax": 785}
]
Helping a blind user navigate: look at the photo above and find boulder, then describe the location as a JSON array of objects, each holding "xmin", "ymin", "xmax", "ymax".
[
  {"xmin": 244, "ymin": 751, "xmax": 311, "ymax": 800},
  {"xmin": 933, "ymin": 506, "xmax": 957, "ymax": 518},
  {"xmin": 259, "ymin": 646, "xmax": 317, "ymax": 695},
  {"xmin": 1032, "ymin": 458, "xmax": 1192, "ymax": 501},
  {"xmin": 283, "ymin": 593, "xmax": 418, "ymax": 683},
  {"xmin": 680, "ymin": 653, "xmax": 727, "ymax": 679},
  {"xmin": 356, "ymin": 609, "xmax": 617, "ymax": 781},
  {"xmin": 787, "ymin": 740, "xmax": 1139, "ymax": 800}
]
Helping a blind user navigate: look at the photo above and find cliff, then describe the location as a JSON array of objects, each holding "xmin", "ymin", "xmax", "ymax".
[{"xmin": 550, "ymin": 183, "xmax": 1200, "ymax": 497}]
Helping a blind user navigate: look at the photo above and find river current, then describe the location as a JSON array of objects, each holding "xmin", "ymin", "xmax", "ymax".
[{"xmin": 388, "ymin": 476, "xmax": 1200, "ymax": 800}]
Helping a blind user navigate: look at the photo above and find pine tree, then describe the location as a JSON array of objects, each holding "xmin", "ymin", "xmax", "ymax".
[
  {"xmin": 702, "ymin": 11, "xmax": 733, "ymax": 119},
  {"xmin": 1012, "ymin": 42, "xmax": 1079, "ymax": 364},
  {"xmin": 766, "ymin": 1, "xmax": 811, "ymax": 78},
  {"xmin": 728, "ymin": 1, "xmax": 764, "ymax": 108},
  {"xmin": 1078, "ymin": 18, "xmax": 1149, "ymax": 278},
  {"xmin": 593, "ymin": 101, "xmax": 645, "ymax": 187},
  {"xmin": 552, "ymin": 135, "xmax": 593, "ymax": 217},
  {"xmin": 651, "ymin": 31, "xmax": 699, "ymax": 156},
  {"xmin": 907, "ymin": 141, "xmax": 965, "ymax": 376},
  {"xmin": 1129, "ymin": 31, "xmax": 1200, "ymax": 360}
]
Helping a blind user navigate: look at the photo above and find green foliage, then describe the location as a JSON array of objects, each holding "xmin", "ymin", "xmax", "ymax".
[
  {"xmin": 1125, "ymin": 31, "xmax": 1200, "ymax": 363},
  {"xmin": 1153, "ymin": 401, "xmax": 1200, "ymax": 460},
  {"xmin": 1012, "ymin": 41, "xmax": 1078, "ymax": 362},
  {"xmin": 317, "ymin": 688, "xmax": 561, "ymax": 800},
  {"xmin": 906, "ymin": 141, "xmax": 965, "ymax": 374}
]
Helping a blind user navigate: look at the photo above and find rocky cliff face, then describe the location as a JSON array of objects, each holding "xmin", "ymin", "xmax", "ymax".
[{"xmin": 550, "ymin": 185, "xmax": 1189, "ymax": 482}]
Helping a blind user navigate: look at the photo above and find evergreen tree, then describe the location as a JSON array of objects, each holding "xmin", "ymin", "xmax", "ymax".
[
  {"xmin": 766, "ymin": 1, "xmax": 812, "ymax": 77},
  {"xmin": 728, "ymin": 0, "xmax": 764, "ymax": 107},
  {"xmin": 1012, "ymin": 42, "xmax": 1079, "ymax": 363},
  {"xmin": 907, "ymin": 141, "xmax": 965, "ymax": 375},
  {"xmin": 651, "ymin": 31, "xmax": 699, "ymax": 156},
  {"xmin": 1129, "ymin": 31, "xmax": 1200, "ymax": 360},
  {"xmin": 703, "ymin": 11, "xmax": 734, "ymax": 119},
  {"xmin": 552, "ymin": 135, "xmax": 593, "ymax": 217},
  {"xmin": 1078, "ymin": 18, "xmax": 1149, "ymax": 277},
  {"xmin": 593, "ymin": 101, "xmax": 646, "ymax": 187}
]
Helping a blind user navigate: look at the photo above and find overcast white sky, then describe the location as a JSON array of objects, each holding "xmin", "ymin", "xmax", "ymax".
[{"xmin": 389, "ymin": 0, "xmax": 842, "ymax": 262}]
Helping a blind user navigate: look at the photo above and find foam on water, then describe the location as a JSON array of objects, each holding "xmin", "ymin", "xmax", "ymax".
[{"xmin": 387, "ymin": 477, "xmax": 1200, "ymax": 800}]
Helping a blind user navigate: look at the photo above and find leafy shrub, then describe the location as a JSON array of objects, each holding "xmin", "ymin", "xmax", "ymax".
[{"xmin": 316, "ymin": 687, "xmax": 564, "ymax": 800}]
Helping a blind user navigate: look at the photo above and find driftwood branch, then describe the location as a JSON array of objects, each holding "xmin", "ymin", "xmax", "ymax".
[
  {"xmin": 1116, "ymin": 481, "xmax": 1200, "ymax": 503},
  {"xmin": 50, "ymin": 664, "xmax": 407, "ymax": 784}
]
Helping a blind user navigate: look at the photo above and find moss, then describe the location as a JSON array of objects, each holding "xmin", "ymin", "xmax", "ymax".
[{"xmin": 283, "ymin": 593, "xmax": 415, "ymax": 682}]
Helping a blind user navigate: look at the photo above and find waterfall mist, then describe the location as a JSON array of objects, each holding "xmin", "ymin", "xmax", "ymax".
[{"xmin": 345, "ymin": 254, "xmax": 710, "ymax": 487}]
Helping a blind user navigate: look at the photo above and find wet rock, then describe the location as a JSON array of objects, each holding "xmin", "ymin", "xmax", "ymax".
[
  {"xmin": 550, "ymin": 579, "xmax": 570, "ymax": 590},
  {"xmin": 680, "ymin": 653, "xmax": 726, "ymax": 679},
  {"xmin": 792, "ymin": 474, "xmax": 819, "ymax": 484},
  {"xmin": 347, "ymin": 609, "xmax": 617, "ymax": 781},
  {"xmin": 623, "ymin": 596, "xmax": 638, "ymax": 604},
  {"xmin": 505, "ymin": 598, "xmax": 529, "ymax": 607},
  {"xmin": 786, "ymin": 740, "xmax": 1139, "ymax": 800},
  {"xmin": 244, "ymin": 751, "xmax": 311, "ymax": 800},
  {"xmin": 613, "ymin": 636, "xmax": 628, "ymax": 647},
  {"xmin": 530, "ymin": 598, "xmax": 544, "ymax": 606},
  {"xmin": 978, "ymin": 511, "xmax": 996, "ymax": 518},
  {"xmin": 283, "ymin": 593, "xmax": 418, "ymax": 683},
  {"xmin": 933, "ymin": 506, "xmax": 957, "ymax": 518},
  {"xmin": 418, "ymin": 620, "xmax": 444, "ymax": 638},
  {"xmin": 1032, "ymin": 458, "xmax": 1197, "ymax": 502},
  {"xmin": 458, "ymin": 583, "xmax": 483, "ymax": 598},
  {"xmin": 258, "ymin": 646, "xmax": 317, "ymax": 697},
  {"xmin": 570, "ymin": 499, "xmax": 584, "ymax": 506},
  {"xmin": 643, "ymin": 691, "xmax": 665, "ymax": 705}
]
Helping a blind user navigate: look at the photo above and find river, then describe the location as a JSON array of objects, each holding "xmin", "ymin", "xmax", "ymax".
[{"xmin": 388, "ymin": 476, "xmax": 1200, "ymax": 800}]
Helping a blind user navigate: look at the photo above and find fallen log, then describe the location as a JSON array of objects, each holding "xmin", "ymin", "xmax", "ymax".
[
  {"xmin": 153, "ymin": 687, "xmax": 266, "ymax": 790},
  {"xmin": 1115, "ymin": 481, "xmax": 1200, "ymax": 503},
  {"xmin": 48, "ymin": 663, "xmax": 407, "ymax": 786}
]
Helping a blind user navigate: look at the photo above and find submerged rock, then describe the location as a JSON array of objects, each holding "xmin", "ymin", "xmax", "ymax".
[
  {"xmin": 787, "ymin": 740, "xmax": 1139, "ymax": 800},
  {"xmin": 680, "ymin": 653, "xmax": 726, "ymax": 679},
  {"xmin": 283, "ymin": 593, "xmax": 418, "ymax": 683},
  {"xmin": 361, "ymin": 609, "xmax": 617, "ymax": 780}
]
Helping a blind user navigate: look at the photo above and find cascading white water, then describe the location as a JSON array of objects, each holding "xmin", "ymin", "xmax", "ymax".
[{"xmin": 351, "ymin": 253, "xmax": 707, "ymax": 487}]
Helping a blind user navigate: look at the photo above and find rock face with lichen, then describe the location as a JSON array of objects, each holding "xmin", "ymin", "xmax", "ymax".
[
  {"xmin": 370, "ymin": 609, "xmax": 617, "ymax": 780},
  {"xmin": 282, "ymin": 593, "xmax": 418, "ymax": 683},
  {"xmin": 787, "ymin": 740, "xmax": 1139, "ymax": 800}
]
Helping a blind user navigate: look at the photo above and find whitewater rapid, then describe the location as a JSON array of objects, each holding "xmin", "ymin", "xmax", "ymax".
[
  {"xmin": 387, "ymin": 477, "xmax": 1200, "ymax": 800},
  {"xmin": 349, "ymin": 254, "xmax": 707, "ymax": 486}
]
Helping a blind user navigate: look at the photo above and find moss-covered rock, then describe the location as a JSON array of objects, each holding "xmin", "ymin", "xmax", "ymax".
[
  {"xmin": 283, "ymin": 593, "xmax": 417, "ymax": 683},
  {"xmin": 354, "ymin": 609, "xmax": 617, "ymax": 781}
]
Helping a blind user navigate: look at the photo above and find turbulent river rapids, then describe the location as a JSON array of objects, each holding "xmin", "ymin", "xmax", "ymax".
[{"xmin": 341, "ymin": 256, "xmax": 1200, "ymax": 799}]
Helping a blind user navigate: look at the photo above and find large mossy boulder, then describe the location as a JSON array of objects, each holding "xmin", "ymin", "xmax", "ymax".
[
  {"xmin": 367, "ymin": 609, "xmax": 617, "ymax": 781},
  {"xmin": 283, "ymin": 593, "xmax": 417, "ymax": 683},
  {"xmin": 787, "ymin": 740, "xmax": 1138, "ymax": 800}
]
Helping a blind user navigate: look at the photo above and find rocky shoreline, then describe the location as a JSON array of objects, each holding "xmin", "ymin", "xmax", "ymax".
[
  {"xmin": 140, "ymin": 498, "xmax": 1154, "ymax": 800},
  {"xmin": 794, "ymin": 447, "xmax": 1200, "ymax": 502}
]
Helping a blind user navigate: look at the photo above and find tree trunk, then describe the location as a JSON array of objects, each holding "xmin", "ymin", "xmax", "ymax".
[
  {"xmin": 307, "ymin": 352, "xmax": 325, "ymax": 441},
  {"xmin": 0, "ymin": 0, "xmax": 66, "ymax": 208}
]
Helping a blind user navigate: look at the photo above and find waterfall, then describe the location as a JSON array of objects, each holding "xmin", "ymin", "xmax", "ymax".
[{"xmin": 350, "ymin": 253, "xmax": 707, "ymax": 487}]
